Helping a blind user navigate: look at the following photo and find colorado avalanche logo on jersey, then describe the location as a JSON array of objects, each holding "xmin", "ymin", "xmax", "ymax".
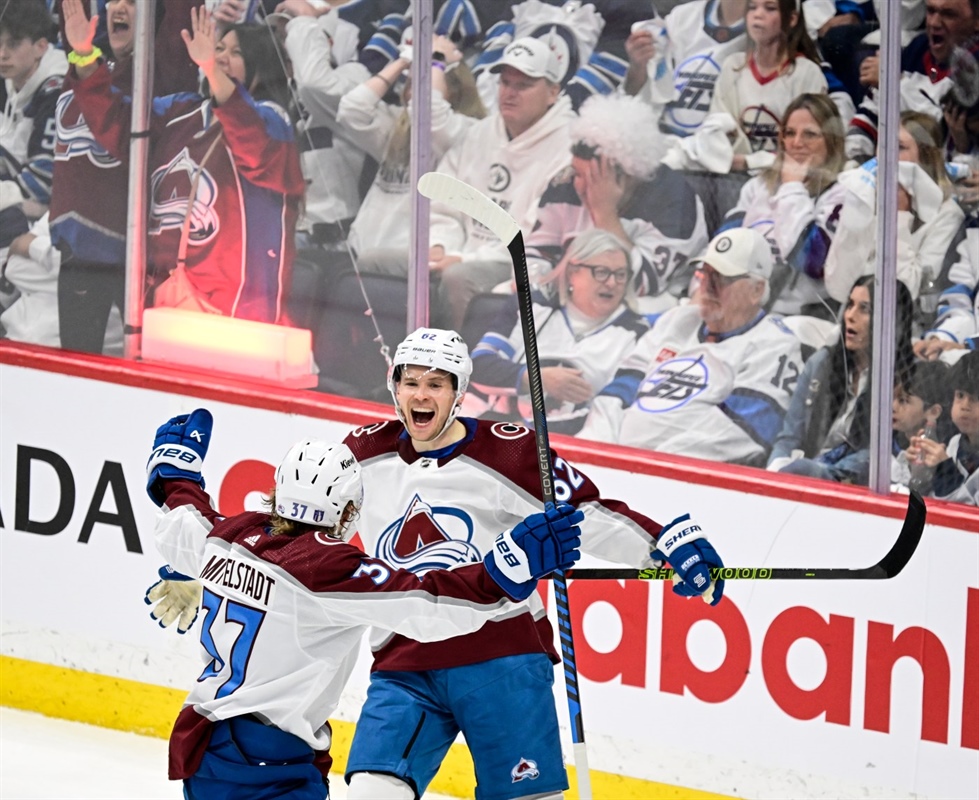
[
  {"xmin": 376, "ymin": 494, "xmax": 481, "ymax": 574},
  {"xmin": 148, "ymin": 147, "xmax": 219, "ymax": 244},
  {"xmin": 510, "ymin": 758, "xmax": 540, "ymax": 782},
  {"xmin": 53, "ymin": 92, "xmax": 120, "ymax": 167},
  {"xmin": 636, "ymin": 355, "xmax": 709, "ymax": 412}
]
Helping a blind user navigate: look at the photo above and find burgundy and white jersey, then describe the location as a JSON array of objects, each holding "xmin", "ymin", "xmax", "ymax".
[
  {"xmin": 68, "ymin": 62, "xmax": 305, "ymax": 322},
  {"xmin": 155, "ymin": 479, "xmax": 528, "ymax": 779},
  {"xmin": 343, "ymin": 418, "xmax": 662, "ymax": 672}
]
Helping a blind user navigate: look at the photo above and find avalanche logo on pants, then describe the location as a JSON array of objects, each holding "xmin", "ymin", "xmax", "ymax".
[{"xmin": 510, "ymin": 758, "xmax": 540, "ymax": 783}]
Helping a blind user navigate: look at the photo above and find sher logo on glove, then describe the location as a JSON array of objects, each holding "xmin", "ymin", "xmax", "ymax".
[{"xmin": 651, "ymin": 513, "xmax": 725, "ymax": 606}]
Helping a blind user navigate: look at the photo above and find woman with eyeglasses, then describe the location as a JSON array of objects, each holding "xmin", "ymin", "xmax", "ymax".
[
  {"xmin": 463, "ymin": 229, "xmax": 649, "ymax": 435},
  {"xmin": 718, "ymin": 92, "xmax": 848, "ymax": 318}
]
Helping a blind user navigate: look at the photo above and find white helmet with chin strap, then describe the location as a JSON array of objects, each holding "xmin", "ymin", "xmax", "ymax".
[
  {"xmin": 274, "ymin": 439, "xmax": 364, "ymax": 540},
  {"xmin": 387, "ymin": 328, "xmax": 473, "ymax": 439}
]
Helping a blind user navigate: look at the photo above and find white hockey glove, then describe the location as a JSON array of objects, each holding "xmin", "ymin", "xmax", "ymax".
[{"xmin": 144, "ymin": 566, "xmax": 202, "ymax": 634}]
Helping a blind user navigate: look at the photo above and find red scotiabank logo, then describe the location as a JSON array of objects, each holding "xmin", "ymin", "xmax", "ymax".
[
  {"xmin": 220, "ymin": 462, "xmax": 978, "ymax": 751},
  {"xmin": 561, "ymin": 581, "xmax": 979, "ymax": 751}
]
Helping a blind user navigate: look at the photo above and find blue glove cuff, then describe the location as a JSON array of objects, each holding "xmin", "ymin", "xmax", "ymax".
[{"xmin": 158, "ymin": 564, "xmax": 194, "ymax": 582}]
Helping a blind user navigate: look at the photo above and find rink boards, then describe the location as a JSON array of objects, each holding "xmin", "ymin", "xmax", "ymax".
[{"xmin": 1, "ymin": 346, "xmax": 977, "ymax": 800}]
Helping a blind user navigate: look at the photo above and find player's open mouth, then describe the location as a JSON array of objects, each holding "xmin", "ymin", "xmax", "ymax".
[{"xmin": 411, "ymin": 409, "xmax": 436, "ymax": 426}]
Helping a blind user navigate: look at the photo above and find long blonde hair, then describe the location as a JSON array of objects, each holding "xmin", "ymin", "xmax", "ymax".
[
  {"xmin": 901, "ymin": 111, "xmax": 952, "ymax": 199},
  {"xmin": 382, "ymin": 62, "xmax": 486, "ymax": 171},
  {"xmin": 763, "ymin": 93, "xmax": 845, "ymax": 197}
]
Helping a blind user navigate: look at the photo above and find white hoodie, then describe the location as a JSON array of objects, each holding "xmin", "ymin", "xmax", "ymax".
[{"xmin": 430, "ymin": 95, "xmax": 574, "ymax": 265}]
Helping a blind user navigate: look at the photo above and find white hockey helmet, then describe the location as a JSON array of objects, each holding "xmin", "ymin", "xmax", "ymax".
[
  {"xmin": 387, "ymin": 329, "xmax": 473, "ymax": 436},
  {"xmin": 274, "ymin": 439, "xmax": 363, "ymax": 540}
]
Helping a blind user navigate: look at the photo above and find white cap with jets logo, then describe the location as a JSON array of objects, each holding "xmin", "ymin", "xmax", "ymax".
[{"xmin": 702, "ymin": 227, "xmax": 774, "ymax": 281}]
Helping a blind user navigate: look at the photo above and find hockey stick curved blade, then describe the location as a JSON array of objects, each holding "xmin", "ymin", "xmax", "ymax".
[
  {"xmin": 568, "ymin": 491, "xmax": 927, "ymax": 581},
  {"xmin": 418, "ymin": 173, "xmax": 521, "ymax": 244}
]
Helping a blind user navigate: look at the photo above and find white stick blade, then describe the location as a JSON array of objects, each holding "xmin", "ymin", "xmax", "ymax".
[{"xmin": 417, "ymin": 173, "xmax": 521, "ymax": 244}]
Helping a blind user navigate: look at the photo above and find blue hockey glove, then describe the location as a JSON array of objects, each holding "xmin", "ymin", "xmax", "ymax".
[
  {"xmin": 652, "ymin": 514, "xmax": 725, "ymax": 606},
  {"xmin": 144, "ymin": 565, "xmax": 202, "ymax": 634},
  {"xmin": 484, "ymin": 502, "xmax": 584, "ymax": 600},
  {"xmin": 146, "ymin": 408, "xmax": 213, "ymax": 506}
]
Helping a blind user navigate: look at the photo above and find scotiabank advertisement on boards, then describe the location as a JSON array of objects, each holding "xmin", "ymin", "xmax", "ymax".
[{"xmin": 0, "ymin": 359, "xmax": 976, "ymax": 799}]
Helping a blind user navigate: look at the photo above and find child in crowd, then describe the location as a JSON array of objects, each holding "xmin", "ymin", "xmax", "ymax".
[
  {"xmin": 698, "ymin": 0, "xmax": 828, "ymax": 173},
  {"xmin": 908, "ymin": 350, "xmax": 979, "ymax": 505},
  {"xmin": 891, "ymin": 360, "xmax": 951, "ymax": 490}
]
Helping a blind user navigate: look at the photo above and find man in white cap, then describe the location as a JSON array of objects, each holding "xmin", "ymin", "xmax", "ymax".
[
  {"xmin": 580, "ymin": 227, "xmax": 805, "ymax": 466},
  {"xmin": 428, "ymin": 36, "xmax": 575, "ymax": 329}
]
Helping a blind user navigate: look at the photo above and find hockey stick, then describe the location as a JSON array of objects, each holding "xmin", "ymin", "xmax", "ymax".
[
  {"xmin": 569, "ymin": 490, "xmax": 926, "ymax": 580},
  {"xmin": 417, "ymin": 172, "xmax": 594, "ymax": 799}
]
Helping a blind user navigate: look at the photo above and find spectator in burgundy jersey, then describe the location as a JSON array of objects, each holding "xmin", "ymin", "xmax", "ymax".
[
  {"xmin": 51, "ymin": 0, "xmax": 206, "ymax": 355},
  {"xmin": 62, "ymin": 1, "xmax": 304, "ymax": 323}
]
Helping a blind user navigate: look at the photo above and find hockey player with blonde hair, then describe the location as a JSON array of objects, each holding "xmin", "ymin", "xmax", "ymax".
[{"xmin": 145, "ymin": 408, "xmax": 583, "ymax": 800}]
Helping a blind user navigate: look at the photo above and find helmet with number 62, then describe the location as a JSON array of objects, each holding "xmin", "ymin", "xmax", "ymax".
[
  {"xmin": 274, "ymin": 439, "xmax": 364, "ymax": 540},
  {"xmin": 387, "ymin": 328, "xmax": 473, "ymax": 438}
]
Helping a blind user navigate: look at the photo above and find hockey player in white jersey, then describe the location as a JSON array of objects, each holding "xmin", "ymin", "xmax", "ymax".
[
  {"xmin": 580, "ymin": 227, "xmax": 804, "ymax": 466},
  {"xmin": 337, "ymin": 327, "xmax": 725, "ymax": 800},
  {"xmin": 146, "ymin": 327, "xmax": 727, "ymax": 800},
  {"xmin": 146, "ymin": 409, "xmax": 583, "ymax": 800}
]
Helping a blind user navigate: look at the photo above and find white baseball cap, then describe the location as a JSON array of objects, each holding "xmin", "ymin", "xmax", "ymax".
[
  {"xmin": 490, "ymin": 37, "xmax": 563, "ymax": 83},
  {"xmin": 702, "ymin": 228, "xmax": 774, "ymax": 281}
]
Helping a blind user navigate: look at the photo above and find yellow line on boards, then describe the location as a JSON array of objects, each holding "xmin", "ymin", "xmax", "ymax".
[{"xmin": 0, "ymin": 655, "xmax": 738, "ymax": 799}]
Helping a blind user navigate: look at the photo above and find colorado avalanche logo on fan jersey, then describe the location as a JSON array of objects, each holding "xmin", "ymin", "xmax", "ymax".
[
  {"xmin": 53, "ymin": 92, "xmax": 120, "ymax": 167},
  {"xmin": 376, "ymin": 494, "xmax": 481, "ymax": 574},
  {"xmin": 636, "ymin": 355, "xmax": 709, "ymax": 412},
  {"xmin": 148, "ymin": 148, "xmax": 219, "ymax": 244}
]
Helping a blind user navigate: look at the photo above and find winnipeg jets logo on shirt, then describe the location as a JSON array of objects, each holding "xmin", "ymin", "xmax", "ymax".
[
  {"xmin": 664, "ymin": 52, "xmax": 722, "ymax": 133},
  {"xmin": 637, "ymin": 355, "xmax": 709, "ymax": 412},
  {"xmin": 149, "ymin": 147, "xmax": 220, "ymax": 244},
  {"xmin": 510, "ymin": 758, "xmax": 540, "ymax": 782},
  {"xmin": 375, "ymin": 494, "xmax": 480, "ymax": 575}
]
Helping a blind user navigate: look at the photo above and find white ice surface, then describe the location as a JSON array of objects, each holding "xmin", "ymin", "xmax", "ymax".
[{"xmin": 0, "ymin": 708, "xmax": 456, "ymax": 800}]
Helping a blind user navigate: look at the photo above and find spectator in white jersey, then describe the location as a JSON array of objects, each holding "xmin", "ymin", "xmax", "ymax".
[
  {"xmin": 623, "ymin": 0, "xmax": 748, "ymax": 138},
  {"xmin": 524, "ymin": 92, "xmax": 709, "ymax": 315},
  {"xmin": 825, "ymin": 111, "xmax": 964, "ymax": 315},
  {"xmin": 0, "ymin": 0, "xmax": 65, "ymax": 220},
  {"xmin": 335, "ymin": 31, "xmax": 486, "ymax": 276},
  {"xmin": 719, "ymin": 92, "xmax": 848, "ymax": 317},
  {"xmin": 464, "ymin": 229, "xmax": 650, "ymax": 435},
  {"xmin": 579, "ymin": 227, "xmax": 804, "ymax": 466},
  {"xmin": 145, "ymin": 410, "xmax": 583, "ymax": 800},
  {"xmin": 682, "ymin": 0, "xmax": 829, "ymax": 174},
  {"xmin": 427, "ymin": 36, "xmax": 575, "ymax": 329}
]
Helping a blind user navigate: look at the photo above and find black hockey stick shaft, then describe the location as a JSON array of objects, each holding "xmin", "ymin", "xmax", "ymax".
[
  {"xmin": 416, "ymin": 173, "xmax": 592, "ymax": 798},
  {"xmin": 569, "ymin": 491, "xmax": 927, "ymax": 581}
]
